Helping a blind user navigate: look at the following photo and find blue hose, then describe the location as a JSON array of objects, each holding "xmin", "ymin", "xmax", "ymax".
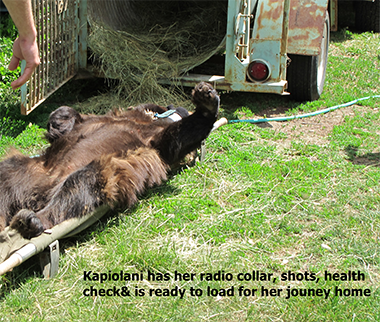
[{"xmin": 228, "ymin": 95, "xmax": 380, "ymax": 124}]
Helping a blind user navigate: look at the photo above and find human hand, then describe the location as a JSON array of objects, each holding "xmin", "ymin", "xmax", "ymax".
[{"xmin": 8, "ymin": 36, "xmax": 40, "ymax": 90}]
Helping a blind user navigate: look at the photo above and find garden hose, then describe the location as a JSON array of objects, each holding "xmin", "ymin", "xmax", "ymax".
[{"xmin": 228, "ymin": 95, "xmax": 380, "ymax": 124}]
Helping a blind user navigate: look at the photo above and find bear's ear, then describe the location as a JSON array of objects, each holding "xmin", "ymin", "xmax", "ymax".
[{"xmin": 46, "ymin": 106, "xmax": 83, "ymax": 143}]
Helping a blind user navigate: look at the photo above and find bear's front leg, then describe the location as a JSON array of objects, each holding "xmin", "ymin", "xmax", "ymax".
[{"xmin": 8, "ymin": 209, "xmax": 46, "ymax": 239}]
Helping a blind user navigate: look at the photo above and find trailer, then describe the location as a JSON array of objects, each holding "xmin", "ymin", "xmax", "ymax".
[
  {"xmin": 175, "ymin": 0, "xmax": 329, "ymax": 103},
  {"xmin": 10, "ymin": 0, "xmax": 380, "ymax": 115}
]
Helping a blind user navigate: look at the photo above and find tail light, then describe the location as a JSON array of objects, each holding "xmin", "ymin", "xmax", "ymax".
[{"xmin": 247, "ymin": 60, "xmax": 270, "ymax": 82}]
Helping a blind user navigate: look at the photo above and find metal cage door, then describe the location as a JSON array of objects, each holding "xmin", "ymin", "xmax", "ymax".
[{"xmin": 20, "ymin": 0, "xmax": 87, "ymax": 115}]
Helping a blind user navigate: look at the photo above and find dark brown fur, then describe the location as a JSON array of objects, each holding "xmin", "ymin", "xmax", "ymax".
[{"xmin": 0, "ymin": 82, "xmax": 219, "ymax": 239}]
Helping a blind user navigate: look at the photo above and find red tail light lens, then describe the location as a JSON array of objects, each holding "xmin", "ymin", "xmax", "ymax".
[{"xmin": 247, "ymin": 60, "xmax": 270, "ymax": 82}]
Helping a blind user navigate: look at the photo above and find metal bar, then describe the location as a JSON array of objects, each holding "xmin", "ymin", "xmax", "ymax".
[
  {"xmin": 224, "ymin": 0, "xmax": 236, "ymax": 83},
  {"xmin": 330, "ymin": 0, "xmax": 338, "ymax": 32},
  {"xmin": 0, "ymin": 243, "xmax": 37, "ymax": 276},
  {"xmin": 160, "ymin": 74, "xmax": 288, "ymax": 94},
  {"xmin": 0, "ymin": 205, "xmax": 109, "ymax": 276},
  {"xmin": 280, "ymin": 0, "xmax": 290, "ymax": 80},
  {"xmin": 20, "ymin": 60, "xmax": 27, "ymax": 114},
  {"xmin": 39, "ymin": 240, "xmax": 60, "ymax": 279},
  {"xmin": 77, "ymin": 0, "xmax": 88, "ymax": 69}
]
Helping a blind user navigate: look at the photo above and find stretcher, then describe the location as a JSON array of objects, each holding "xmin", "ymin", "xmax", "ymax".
[{"xmin": 0, "ymin": 118, "xmax": 228, "ymax": 278}]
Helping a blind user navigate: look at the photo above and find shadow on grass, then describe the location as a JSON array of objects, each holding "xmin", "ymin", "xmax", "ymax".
[
  {"xmin": 219, "ymin": 91, "xmax": 301, "ymax": 120},
  {"xmin": 345, "ymin": 144, "xmax": 380, "ymax": 167},
  {"xmin": 0, "ymin": 78, "xmax": 114, "ymax": 138}
]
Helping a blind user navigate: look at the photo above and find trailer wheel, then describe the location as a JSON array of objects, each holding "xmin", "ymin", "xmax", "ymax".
[
  {"xmin": 287, "ymin": 11, "xmax": 330, "ymax": 102},
  {"xmin": 355, "ymin": 1, "xmax": 380, "ymax": 32}
]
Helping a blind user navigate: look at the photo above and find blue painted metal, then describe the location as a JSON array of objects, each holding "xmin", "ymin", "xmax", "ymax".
[
  {"xmin": 224, "ymin": 0, "xmax": 290, "ymax": 94},
  {"xmin": 180, "ymin": 0, "xmax": 329, "ymax": 97}
]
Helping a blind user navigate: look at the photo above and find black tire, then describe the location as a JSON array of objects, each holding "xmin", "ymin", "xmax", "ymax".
[
  {"xmin": 287, "ymin": 11, "xmax": 330, "ymax": 102},
  {"xmin": 355, "ymin": 1, "xmax": 380, "ymax": 32}
]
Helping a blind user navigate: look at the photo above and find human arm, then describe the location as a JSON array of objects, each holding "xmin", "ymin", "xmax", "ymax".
[{"xmin": 3, "ymin": 0, "xmax": 40, "ymax": 89}]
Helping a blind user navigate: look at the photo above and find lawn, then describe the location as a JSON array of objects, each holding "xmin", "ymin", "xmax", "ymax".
[{"xmin": 0, "ymin": 14, "xmax": 379, "ymax": 322}]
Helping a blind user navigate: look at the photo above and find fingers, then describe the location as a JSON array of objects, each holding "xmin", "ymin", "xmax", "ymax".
[
  {"xmin": 8, "ymin": 37, "xmax": 40, "ymax": 90},
  {"xmin": 10, "ymin": 66, "xmax": 34, "ymax": 90},
  {"xmin": 10, "ymin": 64, "xmax": 36, "ymax": 90},
  {"xmin": 8, "ymin": 55, "xmax": 20, "ymax": 71}
]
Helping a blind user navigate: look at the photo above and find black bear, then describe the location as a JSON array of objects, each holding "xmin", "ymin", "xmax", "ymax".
[{"xmin": 0, "ymin": 82, "xmax": 219, "ymax": 239}]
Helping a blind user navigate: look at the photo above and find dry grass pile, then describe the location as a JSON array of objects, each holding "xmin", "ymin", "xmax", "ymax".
[{"xmin": 87, "ymin": 0, "xmax": 228, "ymax": 107}]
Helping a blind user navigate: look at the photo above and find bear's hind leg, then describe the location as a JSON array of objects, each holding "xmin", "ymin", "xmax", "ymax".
[{"xmin": 191, "ymin": 82, "xmax": 220, "ymax": 118}]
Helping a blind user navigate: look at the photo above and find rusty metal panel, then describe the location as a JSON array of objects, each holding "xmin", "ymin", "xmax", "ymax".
[
  {"xmin": 252, "ymin": 0, "xmax": 285, "ymax": 40},
  {"xmin": 330, "ymin": 0, "xmax": 338, "ymax": 32},
  {"xmin": 287, "ymin": 0, "xmax": 329, "ymax": 56},
  {"xmin": 248, "ymin": 0, "xmax": 290, "ymax": 82},
  {"xmin": 21, "ymin": 0, "xmax": 87, "ymax": 115},
  {"xmin": 224, "ymin": 0, "xmax": 289, "ymax": 95}
]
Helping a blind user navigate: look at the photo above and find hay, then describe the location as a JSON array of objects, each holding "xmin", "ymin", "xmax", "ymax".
[{"xmin": 87, "ymin": 0, "xmax": 227, "ymax": 107}]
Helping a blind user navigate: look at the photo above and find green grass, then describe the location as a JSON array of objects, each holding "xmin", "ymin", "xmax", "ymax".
[
  {"xmin": 0, "ymin": 23, "xmax": 379, "ymax": 322},
  {"xmin": 0, "ymin": 13, "xmax": 18, "ymax": 95}
]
